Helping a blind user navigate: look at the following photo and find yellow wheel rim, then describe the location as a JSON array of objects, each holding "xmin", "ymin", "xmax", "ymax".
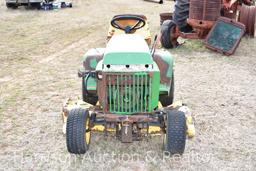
[{"xmin": 85, "ymin": 119, "xmax": 91, "ymax": 145}]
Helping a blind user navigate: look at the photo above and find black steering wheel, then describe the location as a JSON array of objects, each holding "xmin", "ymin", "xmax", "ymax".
[{"xmin": 111, "ymin": 15, "xmax": 146, "ymax": 34}]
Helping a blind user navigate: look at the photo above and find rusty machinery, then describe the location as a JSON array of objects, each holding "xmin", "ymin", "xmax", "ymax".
[
  {"xmin": 62, "ymin": 14, "xmax": 195, "ymax": 155},
  {"xmin": 160, "ymin": 0, "xmax": 256, "ymax": 49}
]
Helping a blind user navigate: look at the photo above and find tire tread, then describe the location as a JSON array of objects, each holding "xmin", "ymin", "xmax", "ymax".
[
  {"xmin": 165, "ymin": 110, "xmax": 186, "ymax": 155},
  {"xmin": 66, "ymin": 108, "xmax": 89, "ymax": 154}
]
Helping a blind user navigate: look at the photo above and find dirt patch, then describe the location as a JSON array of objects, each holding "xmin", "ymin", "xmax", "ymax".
[{"xmin": 0, "ymin": 0, "xmax": 256, "ymax": 170}]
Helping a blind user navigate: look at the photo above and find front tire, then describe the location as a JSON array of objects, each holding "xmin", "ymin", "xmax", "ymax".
[
  {"xmin": 66, "ymin": 108, "xmax": 91, "ymax": 154},
  {"xmin": 164, "ymin": 110, "xmax": 186, "ymax": 155}
]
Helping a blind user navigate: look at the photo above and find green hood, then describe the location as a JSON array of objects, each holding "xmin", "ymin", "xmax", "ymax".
[{"xmin": 103, "ymin": 34, "xmax": 153, "ymax": 65}]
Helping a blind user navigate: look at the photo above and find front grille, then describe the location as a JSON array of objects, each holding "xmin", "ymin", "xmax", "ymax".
[{"xmin": 106, "ymin": 72, "xmax": 152, "ymax": 114}]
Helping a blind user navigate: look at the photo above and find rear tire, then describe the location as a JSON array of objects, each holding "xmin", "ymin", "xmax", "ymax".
[
  {"xmin": 66, "ymin": 108, "xmax": 91, "ymax": 154},
  {"xmin": 164, "ymin": 110, "xmax": 186, "ymax": 155},
  {"xmin": 159, "ymin": 74, "xmax": 174, "ymax": 106},
  {"xmin": 82, "ymin": 77, "xmax": 98, "ymax": 105},
  {"xmin": 160, "ymin": 20, "xmax": 178, "ymax": 48}
]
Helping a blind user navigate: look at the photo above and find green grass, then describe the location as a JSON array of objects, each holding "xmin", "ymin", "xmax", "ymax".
[{"xmin": 178, "ymin": 38, "xmax": 205, "ymax": 51}]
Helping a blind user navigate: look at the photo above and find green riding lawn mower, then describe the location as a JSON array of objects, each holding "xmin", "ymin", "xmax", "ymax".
[{"xmin": 62, "ymin": 14, "xmax": 195, "ymax": 155}]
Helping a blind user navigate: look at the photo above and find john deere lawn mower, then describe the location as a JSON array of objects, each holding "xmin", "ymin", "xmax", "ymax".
[{"xmin": 62, "ymin": 14, "xmax": 195, "ymax": 155}]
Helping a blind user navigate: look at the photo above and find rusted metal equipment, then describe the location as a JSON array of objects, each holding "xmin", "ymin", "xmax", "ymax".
[
  {"xmin": 62, "ymin": 99, "xmax": 195, "ymax": 144},
  {"xmin": 161, "ymin": 0, "xmax": 222, "ymax": 49},
  {"xmin": 205, "ymin": 17, "xmax": 246, "ymax": 55},
  {"xmin": 160, "ymin": 0, "xmax": 256, "ymax": 53},
  {"xmin": 222, "ymin": 0, "xmax": 256, "ymax": 36},
  {"xmin": 238, "ymin": 5, "xmax": 256, "ymax": 36},
  {"xmin": 187, "ymin": 0, "xmax": 222, "ymax": 38},
  {"xmin": 160, "ymin": 12, "xmax": 173, "ymax": 25},
  {"xmin": 98, "ymin": 72, "xmax": 154, "ymax": 114}
]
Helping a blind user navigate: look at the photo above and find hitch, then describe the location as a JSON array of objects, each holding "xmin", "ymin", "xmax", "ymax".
[{"xmin": 121, "ymin": 123, "xmax": 133, "ymax": 143}]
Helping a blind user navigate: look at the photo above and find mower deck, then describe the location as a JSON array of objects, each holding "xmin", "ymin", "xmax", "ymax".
[{"xmin": 62, "ymin": 98, "xmax": 195, "ymax": 143}]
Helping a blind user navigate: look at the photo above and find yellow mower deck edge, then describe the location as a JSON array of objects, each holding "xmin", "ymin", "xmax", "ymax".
[{"xmin": 61, "ymin": 98, "xmax": 195, "ymax": 137}]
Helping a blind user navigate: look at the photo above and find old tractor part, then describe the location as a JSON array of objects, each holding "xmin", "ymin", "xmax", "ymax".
[
  {"xmin": 188, "ymin": 0, "xmax": 222, "ymax": 38},
  {"xmin": 160, "ymin": 0, "xmax": 222, "ymax": 48},
  {"xmin": 222, "ymin": 0, "xmax": 240, "ymax": 19},
  {"xmin": 205, "ymin": 17, "xmax": 246, "ymax": 55},
  {"xmin": 121, "ymin": 122, "xmax": 133, "ymax": 143},
  {"xmin": 238, "ymin": 5, "xmax": 256, "ymax": 37},
  {"xmin": 221, "ymin": 1, "xmax": 256, "ymax": 37},
  {"xmin": 63, "ymin": 14, "xmax": 195, "ymax": 155},
  {"xmin": 160, "ymin": 12, "xmax": 173, "ymax": 25},
  {"xmin": 161, "ymin": 20, "xmax": 179, "ymax": 49}
]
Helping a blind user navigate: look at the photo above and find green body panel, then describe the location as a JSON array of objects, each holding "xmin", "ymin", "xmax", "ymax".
[
  {"xmin": 89, "ymin": 58, "xmax": 98, "ymax": 69},
  {"xmin": 81, "ymin": 35, "xmax": 173, "ymax": 115},
  {"xmin": 86, "ymin": 76, "xmax": 97, "ymax": 91},
  {"xmin": 155, "ymin": 50, "xmax": 174, "ymax": 94},
  {"xmin": 159, "ymin": 84, "xmax": 170, "ymax": 94},
  {"xmin": 151, "ymin": 67, "xmax": 160, "ymax": 111},
  {"xmin": 82, "ymin": 49, "xmax": 174, "ymax": 95},
  {"xmin": 82, "ymin": 48, "xmax": 105, "ymax": 70},
  {"xmin": 103, "ymin": 52, "xmax": 153, "ymax": 65},
  {"xmin": 156, "ymin": 50, "xmax": 174, "ymax": 79},
  {"xmin": 103, "ymin": 34, "xmax": 153, "ymax": 65},
  {"xmin": 79, "ymin": 67, "xmax": 97, "ymax": 91}
]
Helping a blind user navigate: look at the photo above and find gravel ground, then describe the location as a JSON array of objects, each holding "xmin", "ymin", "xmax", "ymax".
[{"xmin": 0, "ymin": 0, "xmax": 256, "ymax": 170}]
